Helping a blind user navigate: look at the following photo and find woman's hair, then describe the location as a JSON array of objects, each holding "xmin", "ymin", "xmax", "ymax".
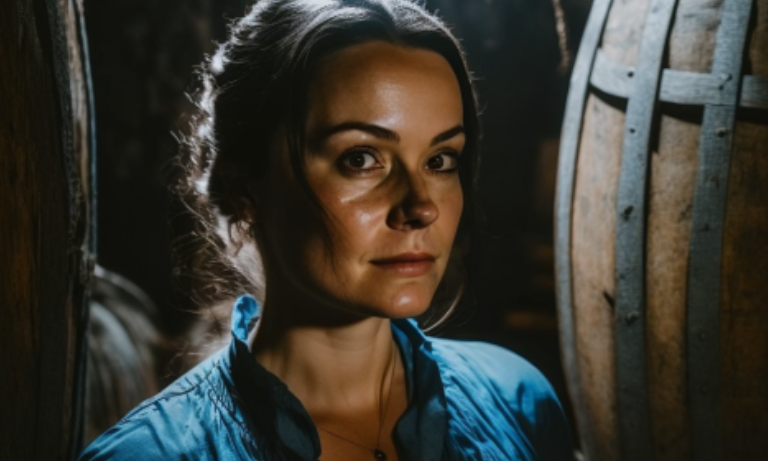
[{"xmin": 174, "ymin": 0, "xmax": 480, "ymax": 330}]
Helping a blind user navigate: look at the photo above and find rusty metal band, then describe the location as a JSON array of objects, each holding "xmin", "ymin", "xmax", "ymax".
[
  {"xmin": 687, "ymin": 0, "xmax": 753, "ymax": 460},
  {"xmin": 78, "ymin": 3, "xmax": 98, "ymax": 258},
  {"xmin": 590, "ymin": 50, "xmax": 768, "ymax": 109},
  {"xmin": 553, "ymin": 0, "xmax": 614, "ymax": 456},
  {"xmin": 42, "ymin": 0, "xmax": 76, "ymax": 234},
  {"xmin": 614, "ymin": 0, "xmax": 678, "ymax": 459}
]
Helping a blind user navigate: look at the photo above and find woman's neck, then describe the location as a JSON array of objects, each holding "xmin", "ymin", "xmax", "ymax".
[{"xmin": 251, "ymin": 289, "xmax": 399, "ymax": 416}]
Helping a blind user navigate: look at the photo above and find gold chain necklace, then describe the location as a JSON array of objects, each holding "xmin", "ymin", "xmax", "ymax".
[{"xmin": 317, "ymin": 341, "xmax": 398, "ymax": 461}]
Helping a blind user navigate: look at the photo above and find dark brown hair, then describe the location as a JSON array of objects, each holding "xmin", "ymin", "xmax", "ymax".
[{"xmin": 174, "ymin": 0, "xmax": 480, "ymax": 329}]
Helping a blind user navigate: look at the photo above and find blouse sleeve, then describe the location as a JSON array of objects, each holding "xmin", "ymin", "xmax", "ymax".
[{"xmin": 77, "ymin": 414, "xmax": 168, "ymax": 461}]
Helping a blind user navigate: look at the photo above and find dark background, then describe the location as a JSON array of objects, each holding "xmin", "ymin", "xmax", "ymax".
[{"xmin": 84, "ymin": 0, "xmax": 592, "ymax": 436}]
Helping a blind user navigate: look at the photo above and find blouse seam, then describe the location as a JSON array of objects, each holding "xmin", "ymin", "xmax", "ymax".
[
  {"xmin": 433, "ymin": 349, "xmax": 486, "ymax": 457},
  {"xmin": 209, "ymin": 360, "xmax": 261, "ymax": 447}
]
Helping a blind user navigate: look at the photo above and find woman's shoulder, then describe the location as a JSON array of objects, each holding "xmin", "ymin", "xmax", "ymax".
[
  {"xmin": 78, "ymin": 350, "xmax": 249, "ymax": 461},
  {"xmin": 429, "ymin": 338, "xmax": 574, "ymax": 460},
  {"xmin": 429, "ymin": 337, "xmax": 554, "ymax": 398}
]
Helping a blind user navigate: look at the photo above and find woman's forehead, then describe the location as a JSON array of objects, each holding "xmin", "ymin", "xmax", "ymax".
[{"xmin": 305, "ymin": 41, "xmax": 464, "ymax": 140}]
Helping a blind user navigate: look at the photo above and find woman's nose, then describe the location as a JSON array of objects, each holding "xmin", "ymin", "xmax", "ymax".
[{"xmin": 386, "ymin": 176, "xmax": 439, "ymax": 231}]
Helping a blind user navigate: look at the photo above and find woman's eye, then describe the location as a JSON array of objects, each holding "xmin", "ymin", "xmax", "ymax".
[
  {"xmin": 341, "ymin": 150, "xmax": 382, "ymax": 172},
  {"xmin": 426, "ymin": 152, "xmax": 459, "ymax": 172}
]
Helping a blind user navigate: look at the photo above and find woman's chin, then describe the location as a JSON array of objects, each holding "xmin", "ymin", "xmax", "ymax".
[
  {"xmin": 371, "ymin": 284, "xmax": 436, "ymax": 319},
  {"xmin": 328, "ymin": 286, "xmax": 434, "ymax": 320}
]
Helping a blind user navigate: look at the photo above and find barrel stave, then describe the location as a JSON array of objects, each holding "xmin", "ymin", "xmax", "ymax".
[
  {"xmin": 644, "ymin": 0, "xmax": 722, "ymax": 458},
  {"xmin": 646, "ymin": 109, "xmax": 698, "ymax": 461},
  {"xmin": 720, "ymin": 116, "xmax": 768, "ymax": 458}
]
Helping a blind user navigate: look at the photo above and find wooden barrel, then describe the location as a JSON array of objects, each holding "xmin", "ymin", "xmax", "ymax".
[
  {"xmin": 0, "ymin": 0, "xmax": 95, "ymax": 459},
  {"xmin": 555, "ymin": 0, "xmax": 768, "ymax": 460}
]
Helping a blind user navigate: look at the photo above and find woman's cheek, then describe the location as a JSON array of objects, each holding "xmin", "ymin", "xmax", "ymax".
[
  {"xmin": 437, "ymin": 181, "xmax": 464, "ymax": 234},
  {"xmin": 325, "ymin": 185, "xmax": 390, "ymax": 244}
]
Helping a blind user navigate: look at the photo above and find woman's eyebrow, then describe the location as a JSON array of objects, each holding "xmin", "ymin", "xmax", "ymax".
[
  {"xmin": 318, "ymin": 122, "xmax": 465, "ymax": 146},
  {"xmin": 321, "ymin": 122, "xmax": 401, "ymax": 143},
  {"xmin": 430, "ymin": 125, "xmax": 465, "ymax": 146}
]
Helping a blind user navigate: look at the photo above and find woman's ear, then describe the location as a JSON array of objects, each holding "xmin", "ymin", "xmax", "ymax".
[
  {"xmin": 242, "ymin": 181, "xmax": 265, "ymax": 224},
  {"xmin": 235, "ymin": 198, "xmax": 256, "ymax": 225},
  {"xmin": 242, "ymin": 181, "xmax": 270, "ymax": 252}
]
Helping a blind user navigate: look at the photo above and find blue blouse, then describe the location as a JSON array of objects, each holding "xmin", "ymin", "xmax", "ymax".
[{"xmin": 79, "ymin": 295, "xmax": 573, "ymax": 461}]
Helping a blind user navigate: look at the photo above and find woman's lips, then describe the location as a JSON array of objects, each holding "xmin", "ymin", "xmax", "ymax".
[{"xmin": 370, "ymin": 253, "xmax": 436, "ymax": 276}]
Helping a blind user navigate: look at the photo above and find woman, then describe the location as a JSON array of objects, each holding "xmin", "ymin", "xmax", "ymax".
[{"xmin": 79, "ymin": 0, "xmax": 572, "ymax": 460}]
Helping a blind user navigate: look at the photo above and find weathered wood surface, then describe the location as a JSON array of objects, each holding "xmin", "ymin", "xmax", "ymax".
[
  {"xmin": 558, "ymin": 0, "xmax": 768, "ymax": 459},
  {"xmin": 0, "ymin": 0, "xmax": 94, "ymax": 459}
]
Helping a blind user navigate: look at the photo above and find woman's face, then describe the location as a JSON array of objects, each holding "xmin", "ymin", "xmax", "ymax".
[{"xmin": 257, "ymin": 41, "xmax": 465, "ymax": 320}]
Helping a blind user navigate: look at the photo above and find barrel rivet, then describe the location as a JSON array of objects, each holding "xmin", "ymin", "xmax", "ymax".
[{"xmin": 625, "ymin": 312, "xmax": 640, "ymax": 324}]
